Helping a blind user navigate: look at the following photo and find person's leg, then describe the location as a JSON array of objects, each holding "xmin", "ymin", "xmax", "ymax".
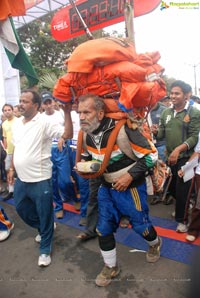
[
  {"xmin": 95, "ymin": 185, "xmax": 120, "ymax": 287},
  {"xmin": 4, "ymin": 154, "xmax": 14, "ymax": 199},
  {"xmin": 0, "ymin": 205, "xmax": 13, "ymax": 230},
  {"xmin": 32, "ymin": 179, "xmax": 54, "ymax": 255},
  {"xmin": 156, "ymin": 144, "xmax": 166, "ymax": 163},
  {"xmin": 0, "ymin": 205, "xmax": 14, "ymax": 241},
  {"xmin": 175, "ymin": 158, "xmax": 192, "ymax": 225},
  {"xmin": 57, "ymin": 146, "xmax": 76, "ymax": 202},
  {"xmin": 78, "ymin": 175, "xmax": 89, "ymax": 220},
  {"xmin": 14, "ymin": 178, "xmax": 40, "ymax": 229},
  {"xmin": 114, "ymin": 182, "xmax": 161, "ymax": 263},
  {"xmin": 85, "ymin": 177, "xmax": 101, "ymax": 236},
  {"xmin": 187, "ymin": 174, "xmax": 200, "ymax": 240},
  {"xmin": 51, "ymin": 147, "xmax": 64, "ymax": 217},
  {"xmin": 187, "ymin": 208, "xmax": 200, "ymax": 238},
  {"xmin": 168, "ymin": 163, "xmax": 177, "ymax": 199}
]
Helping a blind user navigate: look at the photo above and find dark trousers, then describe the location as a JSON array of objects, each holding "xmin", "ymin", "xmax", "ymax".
[
  {"xmin": 168, "ymin": 157, "xmax": 192, "ymax": 223},
  {"xmin": 14, "ymin": 178, "xmax": 54, "ymax": 255},
  {"xmin": 188, "ymin": 174, "xmax": 200, "ymax": 236},
  {"xmin": 85, "ymin": 177, "xmax": 102, "ymax": 236}
]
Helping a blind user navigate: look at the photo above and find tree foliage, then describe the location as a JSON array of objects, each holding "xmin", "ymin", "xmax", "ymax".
[{"xmin": 18, "ymin": 13, "xmax": 109, "ymax": 85}]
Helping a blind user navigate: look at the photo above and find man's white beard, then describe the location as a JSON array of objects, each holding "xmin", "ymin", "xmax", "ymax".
[{"xmin": 81, "ymin": 116, "xmax": 100, "ymax": 133}]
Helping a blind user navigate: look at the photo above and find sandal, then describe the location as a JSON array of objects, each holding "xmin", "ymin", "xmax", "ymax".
[
  {"xmin": 76, "ymin": 232, "xmax": 96, "ymax": 241},
  {"xmin": 119, "ymin": 217, "xmax": 130, "ymax": 228}
]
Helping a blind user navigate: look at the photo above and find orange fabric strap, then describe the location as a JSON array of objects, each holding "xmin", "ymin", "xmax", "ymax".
[{"xmin": 75, "ymin": 119, "xmax": 127, "ymax": 179}]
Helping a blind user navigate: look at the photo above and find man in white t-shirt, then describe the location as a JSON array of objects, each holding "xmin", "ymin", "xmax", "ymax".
[
  {"xmin": 69, "ymin": 106, "xmax": 89, "ymax": 226},
  {"xmin": 7, "ymin": 89, "xmax": 73, "ymax": 267},
  {"xmin": 41, "ymin": 91, "xmax": 75, "ymax": 219}
]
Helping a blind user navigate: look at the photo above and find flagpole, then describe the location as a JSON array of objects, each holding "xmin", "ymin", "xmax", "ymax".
[
  {"xmin": 124, "ymin": 0, "xmax": 135, "ymax": 46},
  {"xmin": 0, "ymin": 43, "xmax": 6, "ymax": 106},
  {"xmin": 68, "ymin": 0, "xmax": 94, "ymax": 40}
]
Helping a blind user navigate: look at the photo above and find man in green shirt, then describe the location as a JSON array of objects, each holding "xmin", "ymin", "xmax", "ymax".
[{"xmin": 152, "ymin": 80, "xmax": 200, "ymax": 232}]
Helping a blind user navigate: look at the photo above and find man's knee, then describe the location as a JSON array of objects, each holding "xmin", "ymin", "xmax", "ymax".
[{"xmin": 98, "ymin": 233, "xmax": 115, "ymax": 251}]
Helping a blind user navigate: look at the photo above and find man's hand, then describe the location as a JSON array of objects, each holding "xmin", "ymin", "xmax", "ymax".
[
  {"xmin": 168, "ymin": 148, "xmax": 180, "ymax": 165},
  {"xmin": 60, "ymin": 102, "xmax": 72, "ymax": 113},
  {"xmin": 7, "ymin": 170, "xmax": 15, "ymax": 185},
  {"xmin": 112, "ymin": 173, "xmax": 133, "ymax": 192},
  {"xmin": 57, "ymin": 138, "xmax": 65, "ymax": 152},
  {"xmin": 151, "ymin": 124, "xmax": 158, "ymax": 136},
  {"xmin": 178, "ymin": 168, "xmax": 184, "ymax": 178},
  {"xmin": 168, "ymin": 143, "xmax": 188, "ymax": 166}
]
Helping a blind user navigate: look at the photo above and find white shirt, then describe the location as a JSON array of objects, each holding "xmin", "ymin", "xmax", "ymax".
[
  {"xmin": 195, "ymin": 132, "xmax": 200, "ymax": 175},
  {"xmin": 41, "ymin": 110, "xmax": 64, "ymax": 144},
  {"xmin": 41, "ymin": 110, "xmax": 64, "ymax": 126},
  {"xmin": 70, "ymin": 111, "xmax": 80, "ymax": 148},
  {"xmin": 12, "ymin": 112, "xmax": 64, "ymax": 182}
]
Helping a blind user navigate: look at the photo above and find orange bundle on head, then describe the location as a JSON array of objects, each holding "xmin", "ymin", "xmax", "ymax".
[{"xmin": 53, "ymin": 37, "xmax": 166, "ymax": 119}]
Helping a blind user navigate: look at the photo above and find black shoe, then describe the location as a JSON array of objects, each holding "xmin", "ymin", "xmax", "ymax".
[
  {"xmin": 2, "ymin": 192, "xmax": 13, "ymax": 200},
  {"xmin": 150, "ymin": 195, "xmax": 162, "ymax": 205},
  {"xmin": 162, "ymin": 195, "xmax": 174, "ymax": 205},
  {"xmin": 0, "ymin": 186, "xmax": 7, "ymax": 194}
]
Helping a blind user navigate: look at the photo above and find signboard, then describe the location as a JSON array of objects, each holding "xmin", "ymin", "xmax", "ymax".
[{"xmin": 51, "ymin": 0, "xmax": 161, "ymax": 42}]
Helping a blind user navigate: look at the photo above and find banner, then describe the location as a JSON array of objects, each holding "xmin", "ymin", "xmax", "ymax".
[{"xmin": 51, "ymin": 0, "xmax": 161, "ymax": 42}]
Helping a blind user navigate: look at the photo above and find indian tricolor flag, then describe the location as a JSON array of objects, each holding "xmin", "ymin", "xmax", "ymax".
[{"xmin": 0, "ymin": 0, "xmax": 39, "ymax": 87}]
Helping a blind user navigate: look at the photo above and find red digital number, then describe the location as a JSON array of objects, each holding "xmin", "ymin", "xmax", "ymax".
[
  {"xmin": 119, "ymin": 0, "xmax": 125, "ymax": 14},
  {"xmin": 110, "ymin": 0, "xmax": 120, "ymax": 17},
  {"xmin": 81, "ymin": 9, "xmax": 88, "ymax": 27},
  {"xmin": 89, "ymin": 4, "xmax": 98, "ymax": 25},
  {"xmin": 99, "ymin": 1, "xmax": 108, "ymax": 21},
  {"xmin": 71, "ymin": 9, "xmax": 88, "ymax": 32},
  {"xmin": 71, "ymin": 13, "xmax": 79, "ymax": 31}
]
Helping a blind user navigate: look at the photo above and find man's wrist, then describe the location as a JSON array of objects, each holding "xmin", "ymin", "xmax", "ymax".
[{"xmin": 61, "ymin": 135, "xmax": 67, "ymax": 141}]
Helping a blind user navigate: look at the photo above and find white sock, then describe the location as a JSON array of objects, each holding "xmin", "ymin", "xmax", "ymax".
[
  {"xmin": 100, "ymin": 248, "xmax": 117, "ymax": 268},
  {"xmin": 8, "ymin": 185, "xmax": 14, "ymax": 193}
]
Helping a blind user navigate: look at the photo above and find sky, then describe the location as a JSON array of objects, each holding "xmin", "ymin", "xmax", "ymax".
[{"xmin": 106, "ymin": 2, "xmax": 200, "ymax": 95}]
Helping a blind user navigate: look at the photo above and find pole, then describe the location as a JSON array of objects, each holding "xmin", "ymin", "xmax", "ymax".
[
  {"xmin": 124, "ymin": 0, "xmax": 135, "ymax": 45},
  {"xmin": 193, "ymin": 63, "xmax": 200, "ymax": 95},
  {"xmin": 185, "ymin": 62, "xmax": 200, "ymax": 95},
  {"xmin": 68, "ymin": 0, "xmax": 94, "ymax": 40},
  {"xmin": 194, "ymin": 64, "xmax": 197, "ymax": 95}
]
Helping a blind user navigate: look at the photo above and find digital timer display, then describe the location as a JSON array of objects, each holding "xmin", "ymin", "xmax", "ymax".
[{"xmin": 69, "ymin": 0, "xmax": 133, "ymax": 33}]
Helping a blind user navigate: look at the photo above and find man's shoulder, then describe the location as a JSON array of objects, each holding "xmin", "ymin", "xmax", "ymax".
[
  {"xmin": 188, "ymin": 105, "xmax": 200, "ymax": 116},
  {"xmin": 42, "ymin": 111, "xmax": 64, "ymax": 124},
  {"xmin": 160, "ymin": 107, "xmax": 173, "ymax": 116},
  {"xmin": 2, "ymin": 119, "xmax": 8, "ymax": 127}
]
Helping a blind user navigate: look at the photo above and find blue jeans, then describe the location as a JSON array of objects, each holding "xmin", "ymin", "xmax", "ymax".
[
  {"xmin": 156, "ymin": 144, "xmax": 166, "ymax": 162},
  {"xmin": 77, "ymin": 175, "xmax": 89, "ymax": 218},
  {"xmin": 51, "ymin": 144, "xmax": 76, "ymax": 212},
  {"xmin": 14, "ymin": 178, "xmax": 54, "ymax": 255},
  {"xmin": 68, "ymin": 147, "xmax": 89, "ymax": 217}
]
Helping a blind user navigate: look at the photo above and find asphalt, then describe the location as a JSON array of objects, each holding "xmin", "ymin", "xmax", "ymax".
[{"xmin": 0, "ymin": 198, "xmax": 195, "ymax": 298}]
